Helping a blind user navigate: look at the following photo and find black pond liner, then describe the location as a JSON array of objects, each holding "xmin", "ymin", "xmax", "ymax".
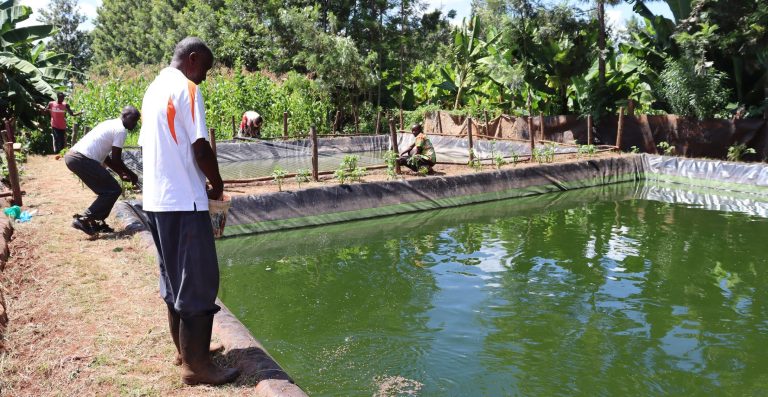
[{"xmin": 116, "ymin": 154, "xmax": 768, "ymax": 238}]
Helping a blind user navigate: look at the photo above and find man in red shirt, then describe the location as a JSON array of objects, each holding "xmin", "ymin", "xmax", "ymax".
[{"xmin": 45, "ymin": 92, "xmax": 82, "ymax": 154}]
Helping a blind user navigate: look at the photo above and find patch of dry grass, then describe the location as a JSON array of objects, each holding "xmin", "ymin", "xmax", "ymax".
[{"xmin": 0, "ymin": 156, "xmax": 247, "ymax": 396}]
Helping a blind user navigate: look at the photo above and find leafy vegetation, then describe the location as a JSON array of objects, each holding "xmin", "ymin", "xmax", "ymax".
[
  {"xmin": 468, "ymin": 149, "xmax": 482, "ymax": 172},
  {"xmin": 295, "ymin": 168, "xmax": 310, "ymax": 188},
  {"xmin": 657, "ymin": 141, "xmax": 675, "ymax": 155},
  {"xmin": 1, "ymin": 1, "xmax": 72, "ymax": 128},
  {"xmin": 3, "ymin": 0, "xmax": 767, "ymax": 157},
  {"xmin": 335, "ymin": 155, "xmax": 366, "ymax": 184},
  {"xmin": 271, "ymin": 166, "xmax": 288, "ymax": 191},
  {"xmin": 726, "ymin": 144, "xmax": 756, "ymax": 162},
  {"xmin": 383, "ymin": 150, "xmax": 398, "ymax": 180}
]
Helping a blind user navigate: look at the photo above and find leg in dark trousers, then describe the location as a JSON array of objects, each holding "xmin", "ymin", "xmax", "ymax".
[
  {"xmin": 397, "ymin": 155, "xmax": 434, "ymax": 172},
  {"xmin": 145, "ymin": 211, "xmax": 238, "ymax": 385},
  {"xmin": 52, "ymin": 128, "xmax": 67, "ymax": 153},
  {"xmin": 397, "ymin": 155, "xmax": 418, "ymax": 172},
  {"xmin": 64, "ymin": 151, "xmax": 121, "ymax": 220}
]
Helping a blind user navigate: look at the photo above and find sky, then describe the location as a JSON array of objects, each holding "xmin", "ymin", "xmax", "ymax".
[{"xmin": 19, "ymin": 0, "xmax": 674, "ymax": 33}]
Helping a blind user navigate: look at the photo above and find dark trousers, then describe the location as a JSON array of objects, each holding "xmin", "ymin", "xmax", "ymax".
[
  {"xmin": 64, "ymin": 151, "xmax": 121, "ymax": 220},
  {"xmin": 145, "ymin": 211, "xmax": 221, "ymax": 317},
  {"xmin": 52, "ymin": 128, "xmax": 67, "ymax": 153},
  {"xmin": 397, "ymin": 155, "xmax": 435, "ymax": 172}
]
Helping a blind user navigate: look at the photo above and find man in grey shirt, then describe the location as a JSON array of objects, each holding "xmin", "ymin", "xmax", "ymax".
[{"xmin": 65, "ymin": 106, "xmax": 140, "ymax": 235}]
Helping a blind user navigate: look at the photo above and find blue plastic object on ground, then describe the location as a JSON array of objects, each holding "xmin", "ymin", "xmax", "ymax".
[
  {"xmin": 18, "ymin": 210, "xmax": 32, "ymax": 223},
  {"xmin": 3, "ymin": 205, "xmax": 21, "ymax": 220}
]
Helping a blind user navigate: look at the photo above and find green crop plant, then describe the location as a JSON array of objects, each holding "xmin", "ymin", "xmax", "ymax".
[
  {"xmin": 341, "ymin": 155, "xmax": 359, "ymax": 172},
  {"xmin": 726, "ymin": 144, "xmax": 756, "ymax": 162},
  {"xmin": 271, "ymin": 166, "xmax": 288, "ymax": 191},
  {"xmin": 491, "ymin": 140, "xmax": 506, "ymax": 169},
  {"xmin": 578, "ymin": 144, "xmax": 596, "ymax": 158},
  {"xmin": 509, "ymin": 151, "xmax": 519, "ymax": 166},
  {"xmin": 418, "ymin": 166, "xmax": 430, "ymax": 176},
  {"xmin": 630, "ymin": 146, "xmax": 640, "ymax": 154},
  {"xmin": 295, "ymin": 168, "xmax": 310, "ymax": 188},
  {"xmin": 383, "ymin": 150, "xmax": 398, "ymax": 180},
  {"xmin": 532, "ymin": 147, "xmax": 545, "ymax": 164},
  {"xmin": 335, "ymin": 155, "xmax": 366, "ymax": 183},
  {"xmin": 469, "ymin": 149, "xmax": 482, "ymax": 172},
  {"xmin": 544, "ymin": 143, "xmax": 557, "ymax": 163},
  {"xmin": 657, "ymin": 141, "xmax": 675, "ymax": 156},
  {"xmin": 349, "ymin": 167, "xmax": 367, "ymax": 182}
]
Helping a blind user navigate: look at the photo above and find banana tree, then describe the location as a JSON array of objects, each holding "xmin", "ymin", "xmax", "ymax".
[
  {"xmin": 1, "ymin": 0, "xmax": 71, "ymax": 127},
  {"xmin": 441, "ymin": 15, "xmax": 500, "ymax": 109}
]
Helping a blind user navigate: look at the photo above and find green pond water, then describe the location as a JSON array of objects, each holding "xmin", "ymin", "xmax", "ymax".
[{"xmin": 217, "ymin": 182, "xmax": 768, "ymax": 396}]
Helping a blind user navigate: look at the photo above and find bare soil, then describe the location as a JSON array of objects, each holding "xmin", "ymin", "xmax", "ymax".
[
  {"xmin": 0, "ymin": 155, "xmax": 247, "ymax": 396},
  {"xmin": 224, "ymin": 150, "xmax": 620, "ymax": 196}
]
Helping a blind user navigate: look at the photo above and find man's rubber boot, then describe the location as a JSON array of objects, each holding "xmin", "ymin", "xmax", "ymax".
[
  {"xmin": 168, "ymin": 305, "xmax": 224, "ymax": 366},
  {"xmin": 166, "ymin": 303, "xmax": 183, "ymax": 365},
  {"xmin": 179, "ymin": 315, "xmax": 239, "ymax": 385}
]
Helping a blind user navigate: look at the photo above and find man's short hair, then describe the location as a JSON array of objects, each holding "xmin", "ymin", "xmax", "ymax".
[
  {"xmin": 172, "ymin": 37, "xmax": 213, "ymax": 62},
  {"xmin": 121, "ymin": 105, "xmax": 140, "ymax": 119}
]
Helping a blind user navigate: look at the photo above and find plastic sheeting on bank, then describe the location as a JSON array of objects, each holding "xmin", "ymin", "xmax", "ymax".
[
  {"xmin": 121, "ymin": 133, "xmax": 579, "ymax": 180},
  {"xmin": 116, "ymin": 154, "xmax": 768, "ymax": 238},
  {"xmin": 423, "ymin": 112, "xmax": 768, "ymax": 160}
]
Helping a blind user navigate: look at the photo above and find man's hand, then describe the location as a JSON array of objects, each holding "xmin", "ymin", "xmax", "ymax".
[{"xmin": 206, "ymin": 184, "xmax": 223, "ymax": 200}]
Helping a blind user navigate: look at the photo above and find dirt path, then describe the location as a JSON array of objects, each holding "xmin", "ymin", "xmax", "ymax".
[{"xmin": 0, "ymin": 155, "xmax": 243, "ymax": 396}]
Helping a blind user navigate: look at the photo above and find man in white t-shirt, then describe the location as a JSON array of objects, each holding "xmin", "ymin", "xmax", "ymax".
[
  {"xmin": 138, "ymin": 37, "xmax": 238, "ymax": 386},
  {"xmin": 64, "ymin": 106, "xmax": 140, "ymax": 235}
]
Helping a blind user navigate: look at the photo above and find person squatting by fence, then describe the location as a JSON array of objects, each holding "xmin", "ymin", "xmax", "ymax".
[
  {"xmin": 65, "ymin": 106, "xmax": 140, "ymax": 235},
  {"xmin": 139, "ymin": 37, "xmax": 239, "ymax": 386},
  {"xmin": 398, "ymin": 123, "xmax": 437, "ymax": 173},
  {"xmin": 238, "ymin": 110, "xmax": 263, "ymax": 138},
  {"xmin": 46, "ymin": 92, "xmax": 82, "ymax": 153}
]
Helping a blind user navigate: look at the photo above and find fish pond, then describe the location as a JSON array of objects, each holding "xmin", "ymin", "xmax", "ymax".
[{"xmin": 217, "ymin": 181, "xmax": 768, "ymax": 396}]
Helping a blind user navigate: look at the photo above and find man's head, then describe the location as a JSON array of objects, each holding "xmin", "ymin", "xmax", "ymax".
[
  {"xmin": 170, "ymin": 37, "xmax": 214, "ymax": 85},
  {"xmin": 410, "ymin": 123, "xmax": 423, "ymax": 136},
  {"xmin": 121, "ymin": 106, "xmax": 141, "ymax": 130},
  {"xmin": 57, "ymin": 92, "xmax": 65, "ymax": 103},
  {"xmin": 253, "ymin": 115, "xmax": 263, "ymax": 129}
]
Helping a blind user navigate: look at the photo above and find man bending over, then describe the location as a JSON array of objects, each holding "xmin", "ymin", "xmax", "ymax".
[{"xmin": 65, "ymin": 106, "xmax": 140, "ymax": 235}]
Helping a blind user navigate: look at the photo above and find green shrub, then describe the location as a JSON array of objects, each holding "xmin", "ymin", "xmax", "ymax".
[
  {"xmin": 726, "ymin": 144, "xmax": 756, "ymax": 162},
  {"xmin": 271, "ymin": 166, "xmax": 288, "ymax": 191}
]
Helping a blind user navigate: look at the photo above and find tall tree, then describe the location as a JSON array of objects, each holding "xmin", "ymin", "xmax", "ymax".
[{"xmin": 36, "ymin": 0, "xmax": 91, "ymax": 76}]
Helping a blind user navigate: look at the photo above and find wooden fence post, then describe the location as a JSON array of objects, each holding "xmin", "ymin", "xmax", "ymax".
[
  {"xmin": 4, "ymin": 142, "xmax": 21, "ymax": 206},
  {"xmin": 283, "ymin": 112, "xmax": 289, "ymax": 138},
  {"xmin": 616, "ymin": 107, "xmax": 625, "ymax": 151},
  {"xmin": 437, "ymin": 111, "xmax": 444, "ymax": 135},
  {"xmin": 71, "ymin": 122, "xmax": 79, "ymax": 146},
  {"xmin": 539, "ymin": 112, "xmax": 545, "ymax": 141},
  {"xmin": 467, "ymin": 117, "xmax": 475, "ymax": 163},
  {"xmin": 399, "ymin": 108, "xmax": 404, "ymax": 131},
  {"xmin": 231, "ymin": 115, "xmax": 236, "ymax": 138},
  {"xmin": 374, "ymin": 111, "xmax": 382, "ymax": 135},
  {"xmin": 528, "ymin": 115, "xmax": 535, "ymax": 155},
  {"xmin": 310, "ymin": 125, "xmax": 319, "ymax": 181},
  {"xmin": 332, "ymin": 111, "xmax": 341, "ymax": 133},
  {"xmin": 389, "ymin": 118, "xmax": 400, "ymax": 174},
  {"xmin": 483, "ymin": 109, "xmax": 489, "ymax": 136},
  {"xmin": 209, "ymin": 128, "xmax": 217, "ymax": 155},
  {"xmin": 4, "ymin": 119, "xmax": 14, "ymax": 143},
  {"xmin": 587, "ymin": 114, "xmax": 593, "ymax": 145}
]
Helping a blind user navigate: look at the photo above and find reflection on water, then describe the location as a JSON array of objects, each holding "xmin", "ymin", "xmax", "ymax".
[{"xmin": 218, "ymin": 182, "xmax": 768, "ymax": 396}]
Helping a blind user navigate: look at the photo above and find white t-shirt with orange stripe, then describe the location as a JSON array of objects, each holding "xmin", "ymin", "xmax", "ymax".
[{"xmin": 138, "ymin": 67, "xmax": 210, "ymax": 212}]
